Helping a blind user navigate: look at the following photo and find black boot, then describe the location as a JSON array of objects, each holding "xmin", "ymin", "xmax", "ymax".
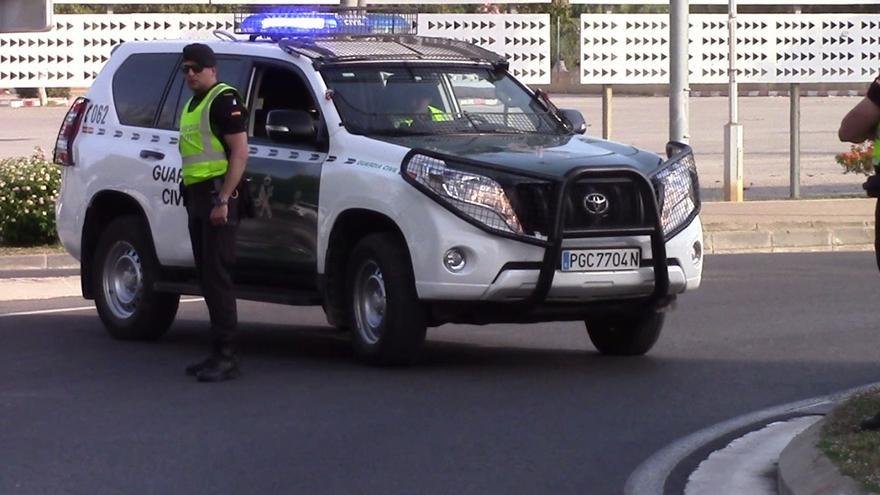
[
  {"xmin": 195, "ymin": 357, "xmax": 241, "ymax": 382},
  {"xmin": 185, "ymin": 355, "xmax": 219, "ymax": 377},
  {"xmin": 195, "ymin": 345, "xmax": 241, "ymax": 382},
  {"xmin": 859, "ymin": 412, "xmax": 880, "ymax": 431}
]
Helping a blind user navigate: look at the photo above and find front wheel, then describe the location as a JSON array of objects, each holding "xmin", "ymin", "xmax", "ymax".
[
  {"xmin": 346, "ymin": 233, "xmax": 426, "ymax": 366},
  {"xmin": 585, "ymin": 311, "xmax": 665, "ymax": 356},
  {"xmin": 92, "ymin": 215, "xmax": 179, "ymax": 340}
]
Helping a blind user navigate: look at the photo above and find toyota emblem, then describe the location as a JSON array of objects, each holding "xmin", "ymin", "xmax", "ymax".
[{"xmin": 583, "ymin": 193, "xmax": 610, "ymax": 215}]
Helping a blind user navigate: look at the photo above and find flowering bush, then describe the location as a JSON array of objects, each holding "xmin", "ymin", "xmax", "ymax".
[
  {"xmin": 0, "ymin": 149, "xmax": 61, "ymax": 246},
  {"xmin": 835, "ymin": 141, "xmax": 876, "ymax": 175}
]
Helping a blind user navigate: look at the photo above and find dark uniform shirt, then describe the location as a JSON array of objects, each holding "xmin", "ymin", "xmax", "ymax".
[{"xmin": 188, "ymin": 82, "xmax": 248, "ymax": 154}]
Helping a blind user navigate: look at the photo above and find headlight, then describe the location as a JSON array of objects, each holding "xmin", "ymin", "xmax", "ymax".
[
  {"xmin": 652, "ymin": 151, "xmax": 700, "ymax": 238},
  {"xmin": 404, "ymin": 154, "xmax": 524, "ymax": 234}
]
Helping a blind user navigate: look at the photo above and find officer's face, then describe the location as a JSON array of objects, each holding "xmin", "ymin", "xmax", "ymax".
[{"xmin": 182, "ymin": 61, "xmax": 217, "ymax": 93}]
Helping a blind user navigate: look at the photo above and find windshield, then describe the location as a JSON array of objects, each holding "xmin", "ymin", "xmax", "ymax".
[{"xmin": 321, "ymin": 66, "xmax": 567, "ymax": 136}]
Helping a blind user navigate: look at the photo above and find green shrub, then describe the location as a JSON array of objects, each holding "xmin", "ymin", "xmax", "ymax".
[
  {"xmin": 836, "ymin": 141, "xmax": 875, "ymax": 175},
  {"xmin": 12, "ymin": 88, "xmax": 71, "ymax": 99},
  {"xmin": 47, "ymin": 88, "xmax": 71, "ymax": 98},
  {"xmin": 0, "ymin": 149, "xmax": 62, "ymax": 246},
  {"xmin": 14, "ymin": 88, "xmax": 39, "ymax": 99}
]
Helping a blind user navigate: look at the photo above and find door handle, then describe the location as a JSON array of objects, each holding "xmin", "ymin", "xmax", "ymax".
[{"xmin": 139, "ymin": 150, "xmax": 165, "ymax": 160}]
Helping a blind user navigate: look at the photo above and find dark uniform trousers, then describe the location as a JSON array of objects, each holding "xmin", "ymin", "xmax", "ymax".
[{"xmin": 184, "ymin": 178, "xmax": 239, "ymax": 355}]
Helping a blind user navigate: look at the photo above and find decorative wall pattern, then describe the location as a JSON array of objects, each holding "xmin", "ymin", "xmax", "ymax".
[
  {"xmin": 0, "ymin": 14, "xmax": 234, "ymax": 87},
  {"xmin": 1, "ymin": 13, "xmax": 552, "ymax": 87},
  {"xmin": 418, "ymin": 14, "xmax": 551, "ymax": 84},
  {"xmin": 581, "ymin": 13, "xmax": 880, "ymax": 84}
]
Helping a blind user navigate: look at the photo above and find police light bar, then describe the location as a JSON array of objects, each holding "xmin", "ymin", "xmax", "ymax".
[{"xmin": 234, "ymin": 9, "xmax": 416, "ymax": 38}]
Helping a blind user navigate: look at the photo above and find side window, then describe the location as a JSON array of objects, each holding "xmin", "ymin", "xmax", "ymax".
[
  {"xmin": 113, "ymin": 53, "xmax": 178, "ymax": 128},
  {"xmin": 156, "ymin": 57, "xmax": 252, "ymax": 131},
  {"xmin": 249, "ymin": 65, "xmax": 319, "ymax": 142}
]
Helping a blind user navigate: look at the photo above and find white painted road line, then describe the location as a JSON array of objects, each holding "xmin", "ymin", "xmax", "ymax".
[
  {"xmin": 0, "ymin": 305, "xmax": 96, "ymax": 318},
  {"xmin": 0, "ymin": 297, "xmax": 204, "ymax": 318}
]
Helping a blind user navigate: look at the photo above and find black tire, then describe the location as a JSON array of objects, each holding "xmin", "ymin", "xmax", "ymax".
[
  {"xmin": 585, "ymin": 311, "xmax": 665, "ymax": 356},
  {"xmin": 92, "ymin": 215, "xmax": 179, "ymax": 341},
  {"xmin": 346, "ymin": 233, "xmax": 426, "ymax": 365}
]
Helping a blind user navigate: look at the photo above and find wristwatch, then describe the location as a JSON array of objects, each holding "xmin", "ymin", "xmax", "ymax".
[{"xmin": 212, "ymin": 196, "xmax": 229, "ymax": 206}]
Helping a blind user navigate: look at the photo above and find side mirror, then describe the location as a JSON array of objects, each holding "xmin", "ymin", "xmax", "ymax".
[
  {"xmin": 266, "ymin": 109, "xmax": 316, "ymax": 144},
  {"xmin": 559, "ymin": 109, "xmax": 587, "ymax": 135}
]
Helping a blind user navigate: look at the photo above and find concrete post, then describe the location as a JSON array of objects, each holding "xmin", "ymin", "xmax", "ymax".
[
  {"xmin": 669, "ymin": 0, "xmax": 689, "ymax": 144},
  {"xmin": 790, "ymin": 83, "xmax": 801, "ymax": 199},
  {"xmin": 789, "ymin": 7, "xmax": 802, "ymax": 199},
  {"xmin": 723, "ymin": 0, "xmax": 744, "ymax": 202},
  {"xmin": 602, "ymin": 85, "xmax": 613, "ymax": 140}
]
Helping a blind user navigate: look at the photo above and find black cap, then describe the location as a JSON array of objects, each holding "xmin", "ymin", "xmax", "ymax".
[{"xmin": 182, "ymin": 43, "xmax": 216, "ymax": 68}]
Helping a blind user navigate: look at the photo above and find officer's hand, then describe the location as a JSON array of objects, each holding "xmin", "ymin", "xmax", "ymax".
[{"xmin": 210, "ymin": 204, "xmax": 228, "ymax": 226}]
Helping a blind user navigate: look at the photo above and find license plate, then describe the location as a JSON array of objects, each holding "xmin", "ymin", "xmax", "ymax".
[{"xmin": 560, "ymin": 248, "xmax": 641, "ymax": 272}]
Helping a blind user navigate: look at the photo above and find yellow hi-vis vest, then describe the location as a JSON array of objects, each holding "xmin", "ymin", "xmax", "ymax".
[
  {"xmin": 179, "ymin": 83, "xmax": 240, "ymax": 186},
  {"xmin": 397, "ymin": 105, "xmax": 452, "ymax": 127},
  {"xmin": 874, "ymin": 122, "xmax": 880, "ymax": 166},
  {"xmin": 428, "ymin": 105, "xmax": 452, "ymax": 122}
]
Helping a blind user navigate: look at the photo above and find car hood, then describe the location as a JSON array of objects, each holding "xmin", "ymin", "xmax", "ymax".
[{"xmin": 377, "ymin": 133, "xmax": 665, "ymax": 178}]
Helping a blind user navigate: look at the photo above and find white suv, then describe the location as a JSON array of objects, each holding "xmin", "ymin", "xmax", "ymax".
[{"xmin": 54, "ymin": 13, "xmax": 703, "ymax": 364}]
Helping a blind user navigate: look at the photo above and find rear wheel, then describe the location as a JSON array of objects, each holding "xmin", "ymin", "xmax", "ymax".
[
  {"xmin": 346, "ymin": 233, "xmax": 426, "ymax": 365},
  {"xmin": 92, "ymin": 215, "xmax": 179, "ymax": 340},
  {"xmin": 585, "ymin": 311, "xmax": 665, "ymax": 356}
]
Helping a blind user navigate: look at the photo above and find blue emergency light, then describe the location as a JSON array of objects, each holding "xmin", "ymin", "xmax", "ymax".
[{"xmin": 235, "ymin": 9, "xmax": 415, "ymax": 38}]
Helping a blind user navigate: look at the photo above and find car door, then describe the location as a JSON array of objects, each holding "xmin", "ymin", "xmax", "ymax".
[{"xmin": 234, "ymin": 62, "xmax": 326, "ymax": 289}]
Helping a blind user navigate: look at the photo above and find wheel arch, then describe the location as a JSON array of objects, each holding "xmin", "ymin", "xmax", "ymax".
[
  {"xmin": 322, "ymin": 208, "xmax": 412, "ymax": 328},
  {"xmin": 80, "ymin": 190, "xmax": 154, "ymax": 299}
]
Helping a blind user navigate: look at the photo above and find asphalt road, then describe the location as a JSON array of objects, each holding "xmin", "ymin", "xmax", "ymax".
[
  {"xmin": 2, "ymin": 252, "xmax": 880, "ymax": 495},
  {"xmin": 0, "ymin": 96, "xmax": 867, "ymax": 200}
]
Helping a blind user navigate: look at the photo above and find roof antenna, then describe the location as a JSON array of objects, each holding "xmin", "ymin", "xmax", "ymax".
[{"xmin": 213, "ymin": 29, "xmax": 237, "ymax": 42}]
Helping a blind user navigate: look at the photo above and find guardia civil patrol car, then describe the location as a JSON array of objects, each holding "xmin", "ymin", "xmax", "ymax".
[{"xmin": 54, "ymin": 9, "xmax": 704, "ymax": 365}]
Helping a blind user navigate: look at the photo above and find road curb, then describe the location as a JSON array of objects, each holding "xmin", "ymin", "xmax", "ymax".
[
  {"xmin": 0, "ymin": 97, "xmax": 70, "ymax": 108},
  {"xmin": 703, "ymin": 222, "xmax": 873, "ymax": 254},
  {"xmin": 777, "ymin": 418, "xmax": 874, "ymax": 495},
  {"xmin": 0, "ymin": 253, "xmax": 78, "ymax": 271},
  {"xmin": 625, "ymin": 382, "xmax": 880, "ymax": 495}
]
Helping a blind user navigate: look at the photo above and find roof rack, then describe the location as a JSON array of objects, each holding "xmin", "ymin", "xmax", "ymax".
[{"xmin": 278, "ymin": 35, "xmax": 509, "ymax": 70}]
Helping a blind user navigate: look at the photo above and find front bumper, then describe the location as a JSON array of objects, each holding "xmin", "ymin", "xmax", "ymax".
[
  {"xmin": 483, "ymin": 216, "xmax": 702, "ymax": 302},
  {"xmin": 417, "ymin": 215, "xmax": 703, "ymax": 302}
]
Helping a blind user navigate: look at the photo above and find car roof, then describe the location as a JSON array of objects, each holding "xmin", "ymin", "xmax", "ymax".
[{"xmin": 113, "ymin": 35, "xmax": 507, "ymax": 70}]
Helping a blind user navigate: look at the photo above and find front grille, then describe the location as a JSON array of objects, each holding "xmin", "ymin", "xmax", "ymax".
[
  {"xmin": 508, "ymin": 176, "xmax": 651, "ymax": 238},
  {"xmin": 562, "ymin": 178, "xmax": 649, "ymax": 233}
]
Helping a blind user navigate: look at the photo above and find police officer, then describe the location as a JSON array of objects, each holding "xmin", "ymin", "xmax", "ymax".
[
  {"xmin": 839, "ymin": 71, "xmax": 880, "ymax": 429},
  {"xmin": 178, "ymin": 43, "xmax": 249, "ymax": 382}
]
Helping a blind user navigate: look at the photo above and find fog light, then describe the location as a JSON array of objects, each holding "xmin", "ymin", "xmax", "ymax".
[
  {"xmin": 443, "ymin": 248, "xmax": 466, "ymax": 272},
  {"xmin": 691, "ymin": 240, "xmax": 703, "ymax": 265}
]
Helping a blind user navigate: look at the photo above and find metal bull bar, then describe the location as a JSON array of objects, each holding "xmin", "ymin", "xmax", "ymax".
[{"xmin": 520, "ymin": 166, "xmax": 670, "ymax": 309}]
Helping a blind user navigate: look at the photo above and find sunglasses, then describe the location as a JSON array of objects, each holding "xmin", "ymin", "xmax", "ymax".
[{"xmin": 180, "ymin": 64, "xmax": 205, "ymax": 74}]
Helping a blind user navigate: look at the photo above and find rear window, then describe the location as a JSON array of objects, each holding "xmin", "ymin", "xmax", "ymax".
[{"xmin": 112, "ymin": 52, "xmax": 177, "ymax": 128}]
